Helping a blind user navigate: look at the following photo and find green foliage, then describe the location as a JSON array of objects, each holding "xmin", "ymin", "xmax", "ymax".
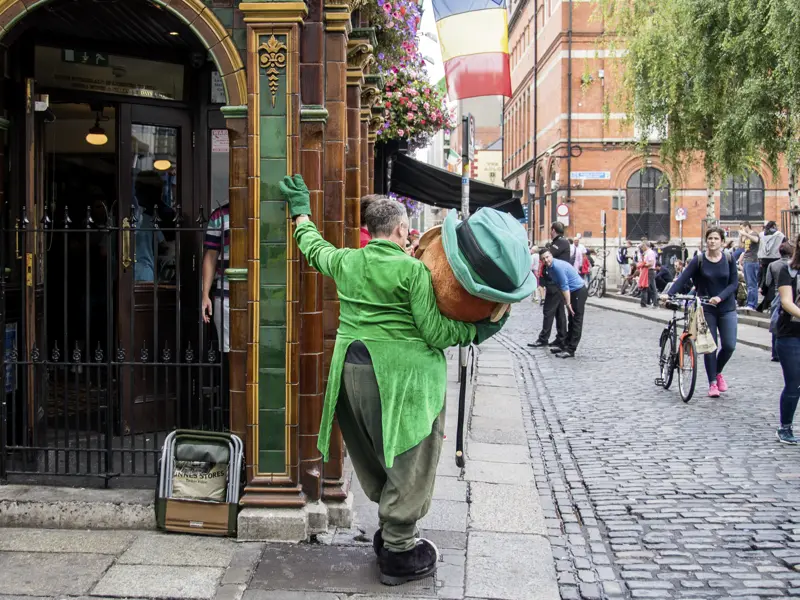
[{"xmin": 594, "ymin": 0, "xmax": 800, "ymax": 212}]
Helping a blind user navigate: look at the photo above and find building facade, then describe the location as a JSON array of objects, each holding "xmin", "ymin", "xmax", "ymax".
[
  {"xmin": 503, "ymin": 0, "xmax": 792, "ymax": 250},
  {"xmin": 0, "ymin": 0, "xmax": 385, "ymax": 517}
]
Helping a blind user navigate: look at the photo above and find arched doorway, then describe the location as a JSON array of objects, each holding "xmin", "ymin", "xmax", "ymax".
[
  {"xmin": 0, "ymin": 0, "xmax": 246, "ymax": 485},
  {"xmin": 626, "ymin": 167, "xmax": 670, "ymax": 241}
]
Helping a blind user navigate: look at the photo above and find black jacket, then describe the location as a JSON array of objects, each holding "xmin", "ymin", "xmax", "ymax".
[{"xmin": 542, "ymin": 236, "xmax": 572, "ymax": 287}]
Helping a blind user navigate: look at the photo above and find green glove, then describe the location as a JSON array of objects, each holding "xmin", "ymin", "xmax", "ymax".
[
  {"xmin": 278, "ymin": 174, "xmax": 311, "ymax": 218},
  {"xmin": 473, "ymin": 313, "xmax": 509, "ymax": 346}
]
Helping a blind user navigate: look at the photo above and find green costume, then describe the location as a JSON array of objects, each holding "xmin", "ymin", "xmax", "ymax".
[{"xmin": 294, "ymin": 221, "xmax": 476, "ymax": 468}]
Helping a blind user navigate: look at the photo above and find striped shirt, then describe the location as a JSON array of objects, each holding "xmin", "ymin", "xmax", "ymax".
[{"xmin": 204, "ymin": 204, "xmax": 230, "ymax": 293}]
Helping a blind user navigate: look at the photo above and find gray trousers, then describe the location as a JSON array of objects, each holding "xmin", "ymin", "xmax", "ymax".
[{"xmin": 337, "ymin": 362, "xmax": 444, "ymax": 552}]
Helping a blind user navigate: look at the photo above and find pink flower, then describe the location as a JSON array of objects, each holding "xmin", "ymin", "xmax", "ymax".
[
  {"xmin": 382, "ymin": 2, "xmax": 392, "ymax": 13},
  {"xmin": 407, "ymin": 112, "xmax": 414, "ymax": 120},
  {"xmin": 397, "ymin": 129, "xmax": 405, "ymax": 136},
  {"xmin": 424, "ymin": 102, "xmax": 430, "ymax": 110},
  {"xmin": 385, "ymin": 102, "xmax": 391, "ymax": 108}
]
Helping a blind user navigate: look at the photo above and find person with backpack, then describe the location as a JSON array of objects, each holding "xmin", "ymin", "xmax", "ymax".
[
  {"xmin": 757, "ymin": 221, "xmax": 786, "ymax": 311},
  {"xmin": 668, "ymin": 227, "xmax": 739, "ymax": 398},
  {"xmin": 766, "ymin": 242, "xmax": 793, "ymax": 361},
  {"xmin": 773, "ymin": 235, "xmax": 800, "ymax": 445}
]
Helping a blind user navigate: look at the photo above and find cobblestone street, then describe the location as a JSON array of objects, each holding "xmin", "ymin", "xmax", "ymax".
[{"xmin": 500, "ymin": 301, "xmax": 800, "ymax": 599}]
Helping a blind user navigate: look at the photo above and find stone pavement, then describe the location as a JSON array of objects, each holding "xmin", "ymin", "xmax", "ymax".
[
  {"xmin": 502, "ymin": 300, "xmax": 800, "ymax": 599},
  {"xmin": 0, "ymin": 344, "xmax": 559, "ymax": 600},
  {"xmin": 587, "ymin": 295, "xmax": 772, "ymax": 351}
]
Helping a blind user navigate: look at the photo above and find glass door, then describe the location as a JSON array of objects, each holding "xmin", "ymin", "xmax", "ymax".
[{"xmin": 117, "ymin": 105, "xmax": 193, "ymax": 440}]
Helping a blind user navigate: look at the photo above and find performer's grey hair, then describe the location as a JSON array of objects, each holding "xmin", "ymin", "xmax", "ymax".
[{"xmin": 365, "ymin": 198, "xmax": 408, "ymax": 238}]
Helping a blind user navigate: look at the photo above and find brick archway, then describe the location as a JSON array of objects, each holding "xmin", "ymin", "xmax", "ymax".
[{"xmin": 0, "ymin": 0, "xmax": 247, "ymax": 107}]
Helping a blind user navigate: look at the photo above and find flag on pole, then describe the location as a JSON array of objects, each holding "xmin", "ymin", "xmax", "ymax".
[{"xmin": 432, "ymin": 0, "xmax": 512, "ymax": 100}]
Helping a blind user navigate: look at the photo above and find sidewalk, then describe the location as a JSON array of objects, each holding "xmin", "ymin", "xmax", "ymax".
[
  {"xmin": 0, "ymin": 345, "xmax": 559, "ymax": 600},
  {"xmin": 587, "ymin": 294, "xmax": 773, "ymax": 351}
]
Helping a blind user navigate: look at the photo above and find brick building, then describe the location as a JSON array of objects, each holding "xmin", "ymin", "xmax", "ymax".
[{"xmin": 502, "ymin": 0, "xmax": 792, "ymax": 251}]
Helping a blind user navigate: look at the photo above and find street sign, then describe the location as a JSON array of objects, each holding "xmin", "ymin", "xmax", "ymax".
[
  {"xmin": 675, "ymin": 207, "xmax": 687, "ymax": 221},
  {"xmin": 570, "ymin": 171, "xmax": 611, "ymax": 180},
  {"xmin": 556, "ymin": 203, "xmax": 569, "ymax": 217}
]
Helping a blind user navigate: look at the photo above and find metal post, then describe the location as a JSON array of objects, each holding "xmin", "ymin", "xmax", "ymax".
[
  {"xmin": 455, "ymin": 114, "xmax": 472, "ymax": 469},
  {"xmin": 603, "ymin": 221, "xmax": 607, "ymax": 279},
  {"xmin": 679, "ymin": 220, "xmax": 683, "ymax": 247}
]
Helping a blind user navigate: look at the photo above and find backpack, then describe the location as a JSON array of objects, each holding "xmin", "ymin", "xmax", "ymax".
[
  {"xmin": 697, "ymin": 251, "xmax": 734, "ymax": 279},
  {"xmin": 770, "ymin": 267, "xmax": 799, "ymax": 333},
  {"xmin": 580, "ymin": 255, "xmax": 591, "ymax": 275},
  {"xmin": 617, "ymin": 247, "xmax": 628, "ymax": 265}
]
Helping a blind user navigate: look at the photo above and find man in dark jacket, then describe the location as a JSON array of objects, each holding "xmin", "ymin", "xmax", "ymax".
[{"xmin": 529, "ymin": 221, "xmax": 571, "ymax": 349}]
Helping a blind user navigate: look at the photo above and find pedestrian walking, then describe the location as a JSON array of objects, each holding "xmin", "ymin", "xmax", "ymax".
[
  {"xmin": 280, "ymin": 177, "xmax": 511, "ymax": 584},
  {"xmin": 774, "ymin": 235, "xmax": 800, "ymax": 445},
  {"xmin": 669, "ymin": 227, "xmax": 739, "ymax": 398},
  {"xmin": 640, "ymin": 241, "xmax": 658, "ymax": 308},
  {"xmin": 766, "ymin": 242, "xmax": 793, "ymax": 361},
  {"xmin": 738, "ymin": 221, "xmax": 761, "ymax": 311},
  {"xmin": 539, "ymin": 248, "xmax": 588, "ymax": 358},
  {"xmin": 528, "ymin": 222, "xmax": 571, "ymax": 349},
  {"xmin": 757, "ymin": 221, "xmax": 786, "ymax": 310}
]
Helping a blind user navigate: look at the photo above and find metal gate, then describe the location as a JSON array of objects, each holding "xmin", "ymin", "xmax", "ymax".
[{"xmin": 0, "ymin": 201, "xmax": 228, "ymax": 487}]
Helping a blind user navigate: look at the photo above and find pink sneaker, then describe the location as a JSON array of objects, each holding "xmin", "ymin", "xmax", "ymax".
[
  {"xmin": 708, "ymin": 383, "xmax": 720, "ymax": 398},
  {"xmin": 716, "ymin": 374, "xmax": 728, "ymax": 392}
]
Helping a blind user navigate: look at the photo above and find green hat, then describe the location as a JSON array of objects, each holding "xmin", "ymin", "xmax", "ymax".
[{"xmin": 441, "ymin": 208, "xmax": 536, "ymax": 304}]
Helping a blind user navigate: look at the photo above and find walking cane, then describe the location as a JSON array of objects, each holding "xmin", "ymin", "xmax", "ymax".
[{"xmin": 455, "ymin": 344, "xmax": 470, "ymax": 468}]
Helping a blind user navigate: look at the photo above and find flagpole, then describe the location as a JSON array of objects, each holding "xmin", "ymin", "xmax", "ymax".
[{"xmin": 456, "ymin": 113, "xmax": 472, "ymax": 469}]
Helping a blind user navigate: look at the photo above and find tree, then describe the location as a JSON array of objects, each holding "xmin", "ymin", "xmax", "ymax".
[{"xmin": 595, "ymin": 0, "xmax": 800, "ymax": 225}]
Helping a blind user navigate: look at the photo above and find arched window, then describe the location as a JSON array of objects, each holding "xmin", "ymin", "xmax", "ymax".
[
  {"xmin": 721, "ymin": 171, "xmax": 764, "ymax": 220},
  {"xmin": 626, "ymin": 167, "xmax": 670, "ymax": 241}
]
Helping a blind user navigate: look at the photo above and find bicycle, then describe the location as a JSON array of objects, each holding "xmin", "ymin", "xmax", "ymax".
[
  {"xmin": 656, "ymin": 293, "xmax": 707, "ymax": 402},
  {"xmin": 587, "ymin": 251, "xmax": 609, "ymax": 298}
]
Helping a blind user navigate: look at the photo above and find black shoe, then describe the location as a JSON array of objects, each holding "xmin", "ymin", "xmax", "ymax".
[
  {"xmin": 379, "ymin": 538, "xmax": 439, "ymax": 586},
  {"xmin": 777, "ymin": 426, "xmax": 799, "ymax": 445},
  {"xmin": 373, "ymin": 529, "xmax": 383, "ymax": 557},
  {"xmin": 557, "ymin": 350, "xmax": 575, "ymax": 359},
  {"xmin": 549, "ymin": 341, "xmax": 563, "ymax": 347},
  {"xmin": 549, "ymin": 346, "xmax": 563, "ymax": 354},
  {"xmin": 527, "ymin": 341, "xmax": 548, "ymax": 348}
]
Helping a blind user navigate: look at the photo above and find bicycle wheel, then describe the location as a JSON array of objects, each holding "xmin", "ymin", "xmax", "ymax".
[
  {"xmin": 588, "ymin": 279, "xmax": 598, "ymax": 297},
  {"xmin": 658, "ymin": 328, "xmax": 675, "ymax": 389},
  {"xmin": 597, "ymin": 278, "xmax": 606, "ymax": 298},
  {"xmin": 678, "ymin": 336, "xmax": 698, "ymax": 402}
]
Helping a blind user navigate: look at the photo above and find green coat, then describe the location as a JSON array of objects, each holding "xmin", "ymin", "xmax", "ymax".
[{"xmin": 294, "ymin": 221, "xmax": 477, "ymax": 468}]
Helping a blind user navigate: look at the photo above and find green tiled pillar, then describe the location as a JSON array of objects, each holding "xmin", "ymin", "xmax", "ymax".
[{"xmin": 257, "ymin": 32, "xmax": 290, "ymax": 477}]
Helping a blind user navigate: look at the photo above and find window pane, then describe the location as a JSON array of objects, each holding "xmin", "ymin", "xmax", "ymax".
[
  {"xmin": 734, "ymin": 189, "xmax": 748, "ymax": 216},
  {"xmin": 749, "ymin": 171, "xmax": 764, "ymax": 189},
  {"xmin": 655, "ymin": 188, "xmax": 670, "ymax": 214},
  {"xmin": 749, "ymin": 190, "xmax": 764, "ymax": 218},
  {"xmin": 627, "ymin": 189, "xmax": 641, "ymax": 214},
  {"xmin": 132, "ymin": 124, "xmax": 178, "ymax": 283},
  {"xmin": 720, "ymin": 190, "xmax": 733, "ymax": 217},
  {"xmin": 627, "ymin": 171, "xmax": 641, "ymax": 187}
]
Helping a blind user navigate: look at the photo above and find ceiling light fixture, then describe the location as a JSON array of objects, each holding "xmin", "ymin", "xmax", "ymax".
[
  {"xmin": 169, "ymin": 31, "xmax": 180, "ymax": 36},
  {"xmin": 86, "ymin": 113, "xmax": 108, "ymax": 146},
  {"xmin": 153, "ymin": 159, "xmax": 172, "ymax": 171}
]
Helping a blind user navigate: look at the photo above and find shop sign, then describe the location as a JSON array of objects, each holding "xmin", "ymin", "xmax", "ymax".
[
  {"xmin": 211, "ymin": 130, "xmax": 229, "ymax": 153},
  {"xmin": 36, "ymin": 46, "xmax": 184, "ymax": 101},
  {"xmin": 211, "ymin": 71, "xmax": 226, "ymax": 105},
  {"xmin": 570, "ymin": 171, "xmax": 611, "ymax": 180}
]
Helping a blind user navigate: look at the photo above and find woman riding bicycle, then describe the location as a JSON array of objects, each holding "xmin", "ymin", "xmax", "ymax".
[{"xmin": 668, "ymin": 227, "xmax": 739, "ymax": 398}]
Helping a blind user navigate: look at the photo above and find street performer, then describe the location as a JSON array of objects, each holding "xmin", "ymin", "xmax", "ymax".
[{"xmin": 279, "ymin": 175, "xmax": 507, "ymax": 586}]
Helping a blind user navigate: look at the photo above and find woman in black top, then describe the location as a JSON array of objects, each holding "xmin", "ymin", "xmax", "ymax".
[
  {"xmin": 775, "ymin": 235, "xmax": 800, "ymax": 445},
  {"xmin": 669, "ymin": 228, "xmax": 739, "ymax": 398}
]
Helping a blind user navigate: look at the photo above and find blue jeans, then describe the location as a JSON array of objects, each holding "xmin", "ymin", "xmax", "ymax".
[
  {"xmin": 776, "ymin": 337, "xmax": 800, "ymax": 427},
  {"xmin": 702, "ymin": 308, "xmax": 738, "ymax": 384},
  {"xmin": 742, "ymin": 262, "xmax": 760, "ymax": 309}
]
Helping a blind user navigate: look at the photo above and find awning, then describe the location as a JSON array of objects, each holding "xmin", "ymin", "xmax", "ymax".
[{"xmin": 390, "ymin": 153, "xmax": 524, "ymax": 220}]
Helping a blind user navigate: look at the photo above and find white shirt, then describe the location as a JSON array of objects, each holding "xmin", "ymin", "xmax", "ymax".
[{"xmin": 572, "ymin": 244, "xmax": 586, "ymax": 271}]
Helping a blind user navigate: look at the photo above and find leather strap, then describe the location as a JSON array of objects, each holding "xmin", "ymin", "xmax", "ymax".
[{"xmin": 456, "ymin": 220, "xmax": 517, "ymax": 293}]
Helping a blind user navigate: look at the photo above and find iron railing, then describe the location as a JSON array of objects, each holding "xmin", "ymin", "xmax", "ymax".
[{"xmin": 0, "ymin": 202, "xmax": 229, "ymax": 487}]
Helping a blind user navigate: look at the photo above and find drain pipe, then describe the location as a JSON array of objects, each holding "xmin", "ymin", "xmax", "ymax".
[
  {"xmin": 533, "ymin": 0, "xmax": 539, "ymax": 241},
  {"xmin": 567, "ymin": 0, "xmax": 573, "ymax": 211}
]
